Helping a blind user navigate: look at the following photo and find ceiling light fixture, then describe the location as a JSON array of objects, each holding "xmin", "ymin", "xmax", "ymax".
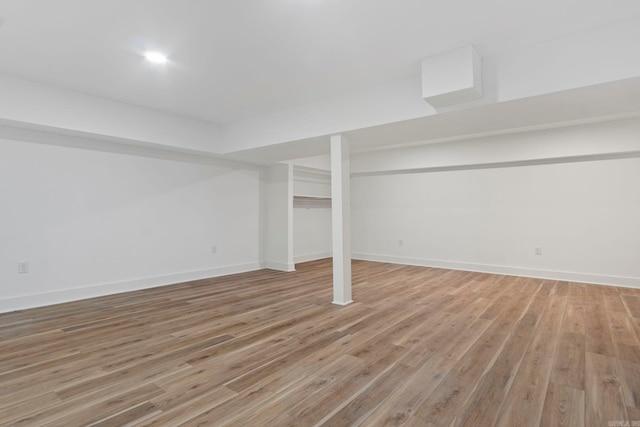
[{"xmin": 144, "ymin": 51, "xmax": 168, "ymax": 64}]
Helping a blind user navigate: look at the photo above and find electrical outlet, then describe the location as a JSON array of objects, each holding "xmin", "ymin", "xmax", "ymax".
[
  {"xmin": 211, "ymin": 245, "xmax": 217, "ymax": 254},
  {"xmin": 18, "ymin": 261, "xmax": 29, "ymax": 274},
  {"xmin": 535, "ymin": 247, "xmax": 542, "ymax": 256}
]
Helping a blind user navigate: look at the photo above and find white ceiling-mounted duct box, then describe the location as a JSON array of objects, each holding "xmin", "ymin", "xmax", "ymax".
[{"xmin": 421, "ymin": 45, "xmax": 483, "ymax": 107}]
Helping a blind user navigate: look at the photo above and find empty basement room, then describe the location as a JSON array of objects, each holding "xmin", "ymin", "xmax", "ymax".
[{"xmin": 2, "ymin": 1, "xmax": 640, "ymax": 426}]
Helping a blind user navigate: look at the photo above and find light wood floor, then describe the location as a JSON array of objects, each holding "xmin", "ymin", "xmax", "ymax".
[{"xmin": 1, "ymin": 260, "xmax": 640, "ymax": 426}]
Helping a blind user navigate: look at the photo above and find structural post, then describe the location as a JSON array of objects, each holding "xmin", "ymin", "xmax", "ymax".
[{"xmin": 330, "ymin": 134, "xmax": 352, "ymax": 305}]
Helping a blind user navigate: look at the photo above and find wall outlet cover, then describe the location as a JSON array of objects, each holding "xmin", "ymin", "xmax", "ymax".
[{"xmin": 18, "ymin": 261, "xmax": 29, "ymax": 274}]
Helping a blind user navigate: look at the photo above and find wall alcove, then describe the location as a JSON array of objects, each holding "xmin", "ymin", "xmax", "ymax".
[{"xmin": 292, "ymin": 166, "xmax": 332, "ymax": 265}]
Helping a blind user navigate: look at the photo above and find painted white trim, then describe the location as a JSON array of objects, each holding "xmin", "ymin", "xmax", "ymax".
[
  {"xmin": 0, "ymin": 262, "xmax": 263, "ymax": 313},
  {"xmin": 352, "ymin": 253, "xmax": 640, "ymax": 289},
  {"xmin": 332, "ymin": 300, "xmax": 354, "ymax": 306},
  {"xmin": 265, "ymin": 261, "xmax": 296, "ymax": 272},
  {"xmin": 294, "ymin": 252, "xmax": 332, "ymax": 264}
]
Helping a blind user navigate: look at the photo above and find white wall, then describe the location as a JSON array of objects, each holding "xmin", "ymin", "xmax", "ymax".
[
  {"xmin": 293, "ymin": 170, "xmax": 331, "ymax": 198},
  {"xmin": 352, "ymin": 134, "xmax": 640, "ymax": 288},
  {"xmin": 351, "ymin": 116, "xmax": 640, "ymax": 175},
  {"xmin": 264, "ymin": 163, "xmax": 294, "ymax": 271},
  {"xmin": 293, "ymin": 206, "xmax": 332, "ymax": 264},
  {"xmin": 0, "ymin": 138, "xmax": 261, "ymax": 312},
  {"xmin": 292, "ymin": 168, "xmax": 332, "ymax": 263}
]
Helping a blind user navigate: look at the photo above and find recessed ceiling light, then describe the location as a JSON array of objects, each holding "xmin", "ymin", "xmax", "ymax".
[{"xmin": 144, "ymin": 51, "xmax": 168, "ymax": 64}]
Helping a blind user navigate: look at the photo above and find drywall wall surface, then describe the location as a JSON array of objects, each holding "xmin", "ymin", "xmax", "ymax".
[
  {"xmin": 292, "ymin": 169, "xmax": 332, "ymax": 263},
  {"xmin": 0, "ymin": 137, "xmax": 261, "ymax": 312},
  {"xmin": 351, "ymin": 117, "xmax": 640, "ymax": 175},
  {"xmin": 287, "ymin": 154, "xmax": 331, "ymax": 171},
  {"xmin": 293, "ymin": 206, "xmax": 332, "ymax": 263},
  {"xmin": 294, "ymin": 179, "xmax": 331, "ymax": 198},
  {"xmin": 293, "ymin": 168, "xmax": 331, "ymax": 198},
  {"xmin": 264, "ymin": 163, "xmax": 294, "ymax": 271},
  {"xmin": 351, "ymin": 116, "xmax": 640, "ymax": 175},
  {"xmin": 352, "ymin": 155, "xmax": 640, "ymax": 288}
]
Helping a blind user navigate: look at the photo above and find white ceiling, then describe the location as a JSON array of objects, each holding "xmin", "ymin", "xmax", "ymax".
[
  {"xmin": 1, "ymin": 0, "xmax": 639, "ymax": 125},
  {"xmin": 223, "ymin": 77, "xmax": 640, "ymax": 164}
]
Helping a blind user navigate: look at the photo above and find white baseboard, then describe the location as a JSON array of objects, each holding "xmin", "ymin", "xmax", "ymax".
[
  {"xmin": 0, "ymin": 262, "xmax": 263, "ymax": 313},
  {"xmin": 7, "ymin": 254, "xmax": 637, "ymax": 314},
  {"xmin": 265, "ymin": 261, "xmax": 296, "ymax": 272},
  {"xmin": 294, "ymin": 252, "xmax": 332, "ymax": 264},
  {"xmin": 352, "ymin": 252, "xmax": 640, "ymax": 289}
]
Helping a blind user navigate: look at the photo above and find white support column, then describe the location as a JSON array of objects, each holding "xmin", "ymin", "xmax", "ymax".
[{"xmin": 331, "ymin": 134, "xmax": 353, "ymax": 305}]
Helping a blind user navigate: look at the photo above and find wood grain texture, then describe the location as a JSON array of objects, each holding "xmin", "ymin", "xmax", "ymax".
[
  {"xmin": 540, "ymin": 382, "xmax": 585, "ymax": 427},
  {"xmin": 494, "ymin": 295, "xmax": 565, "ymax": 427},
  {"xmin": 585, "ymin": 352, "xmax": 628, "ymax": 426},
  {"xmin": 551, "ymin": 331, "xmax": 586, "ymax": 390},
  {"xmin": 0, "ymin": 259, "xmax": 637, "ymax": 426}
]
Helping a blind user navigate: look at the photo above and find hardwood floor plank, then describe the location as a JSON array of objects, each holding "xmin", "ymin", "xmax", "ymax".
[
  {"xmin": 562, "ymin": 301, "xmax": 585, "ymax": 334},
  {"xmin": 453, "ymin": 309, "xmax": 542, "ymax": 427},
  {"xmin": 411, "ymin": 318, "xmax": 516, "ymax": 426},
  {"xmin": 617, "ymin": 359, "xmax": 640, "ymax": 409},
  {"xmin": 568, "ymin": 282, "xmax": 587, "ymax": 305},
  {"xmin": 89, "ymin": 401, "xmax": 160, "ymax": 427},
  {"xmin": 317, "ymin": 362, "xmax": 416, "ymax": 427},
  {"xmin": 54, "ymin": 357, "xmax": 191, "ymax": 402},
  {"xmin": 586, "ymin": 301, "xmax": 617, "ymax": 356},
  {"xmin": 0, "ymin": 259, "xmax": 638, "ymax": 426},
  {"xmin": 554, "ymin": 281, "xmax": 570, "ymax": 297},
  {"xmin": 133, "ymin": 386, "xmax": 237, "ymax": 426},
  {"xmin": 0, "ymin": 392, "xmax": 62, "ymax": 425},
  {"xmin": 616, "ymin": 343, "xmax": 640, "ymax": 364},
  {"xmin": 608, "ymin": 311, "xmax": 640, "ymax": 346},
  {"xmin": 225, "ymin": 330, "xmax": 348, "ymax": 393},
  {"xmin": 540, "ymin": 383, "xmax": 585, "ymax": 427},
  {"xmin": 551, "ymin": 331, "xmax": 586, "ymax": 390},
  {"xmin": 627, "ymin": 406, "xmax": 640, "ymax": 425},
  {"xmin": 439, "ymin": 316, "xmax": 492, "ymax": 361},
  {"xmin": 535, "ymin": 295, "xmax": 568, "ymax": 360},
  {"xmin": 494, "ymin": 295, "xmax": 566, "ymax": 427},
  {"xmin": 478, "ymin": 294, "xmax": 510, "ymax": 320},
  {"xmin": 8, "ymin": 384, "xmax": 163, "ymax": 427},
  {"xmin": 284, "ymin": 354, "xmax": 401, "ymax": 426},
  {"xmin": 225, "ymin": 355, "xmax": 364, "ymax": 427},
  {"xmin": 151, "ymin": 378, "xmax": 237, "ymax": 414},
  {"xmin": 622, "ymin": 295, "xmax": 640, "ymax": 318},
  {"xmin": 585, "ymin": 352, "xmax": 628, "ymax": 426},
  {"xmin": 358, "ymin": 354, "xmax": 457, "ymax": 426},
  {"xmin": 604, "ymin": 291, "xmax": 628, "ymax": 313}
]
